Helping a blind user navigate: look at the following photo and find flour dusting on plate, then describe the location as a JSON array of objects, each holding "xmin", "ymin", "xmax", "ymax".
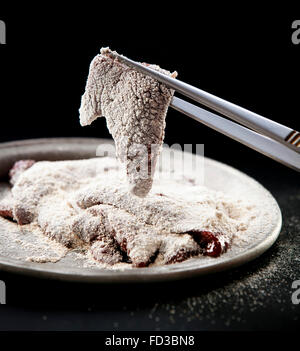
[{"xmin": 0, "ymin": 154, "xmax": 275, "ymax": 270}]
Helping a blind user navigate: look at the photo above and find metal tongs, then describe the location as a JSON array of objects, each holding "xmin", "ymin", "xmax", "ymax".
[{"xmin": 113, "ymin": 53, "xmax": 300, "ymax": 172}]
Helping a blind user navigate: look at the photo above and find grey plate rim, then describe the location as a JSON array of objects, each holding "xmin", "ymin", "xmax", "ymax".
[{"xmin": 0, "ymin": 138, "xmax": 282, "ymax": 283}]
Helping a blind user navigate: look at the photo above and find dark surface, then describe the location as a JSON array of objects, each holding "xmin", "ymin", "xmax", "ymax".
[
  {"xmin": 0, "ymin": 12, "xmax": 299, "ymax": 331},
  {"xmin": 0, "ymin": 161, "xmax": 299, "ymax": 331}
]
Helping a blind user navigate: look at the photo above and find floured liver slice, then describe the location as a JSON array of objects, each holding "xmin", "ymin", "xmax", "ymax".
[
  {"xmin": 90, "ymin": 239, "xmax": 123, "ymax": 266},
  {"xmin": 79, "ymin": 48, "xmax": 177, "ymax": 197},
  {"xmin": 10, "ymin": 157, "xmax": 120, "ymax": 225},
  {"xmin": 86, "ymin": 205, "xmax": 161, "ymax": 267},
  {"xmin": 9, "ymin": 160, "xmax": 35, "ymax": 185},
  {"xmin": 0, "ymin": 197, "xmax": 14, "ymax": 220},
  {"xmin": 74, "ymin": 182, "xmax": 233, "ymax": 258},
  {"xmin": 0, "ymin": 158, "xmax": 252, "ymax": 268},
  {"xmin": 0, "ymin": 160, "xmax": 35, "ymax": 220},
  {"xmin": 74, "ymin": 182, "xmax": 236, "ymax": 240}
]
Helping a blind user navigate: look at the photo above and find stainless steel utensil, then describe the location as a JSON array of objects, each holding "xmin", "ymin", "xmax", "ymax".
[{"xmin": 112, "ymin": 52, "xmax": 300, "ymax": 171}]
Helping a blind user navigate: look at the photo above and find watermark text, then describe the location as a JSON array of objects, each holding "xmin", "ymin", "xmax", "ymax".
[
  {"xmin": 96, "ymin": 142, "xmax": 205, "ymax": 184},
  {"xmin": 292, "ymin": 280, "xmax": 300, "ymax": 304},
  {"xmin": 0, "ymin": 280, "xmax": 6, "ymax": 304},
  {"xmin": 0, "ymin": 20, "xmax": 6, "ymax": 44},
  {"xmin": 292, "ymin": 20, "xmax": 300, "ymax": 45}
]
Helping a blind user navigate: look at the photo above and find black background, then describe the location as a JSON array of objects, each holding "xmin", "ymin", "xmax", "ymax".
[
  {"xmin": 0, "ymin": 12, "xmax": 299, "ymax": 170},
  {"xmin": 0, "ymin": 9, "xmax": 299, "ymax": 333}
]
